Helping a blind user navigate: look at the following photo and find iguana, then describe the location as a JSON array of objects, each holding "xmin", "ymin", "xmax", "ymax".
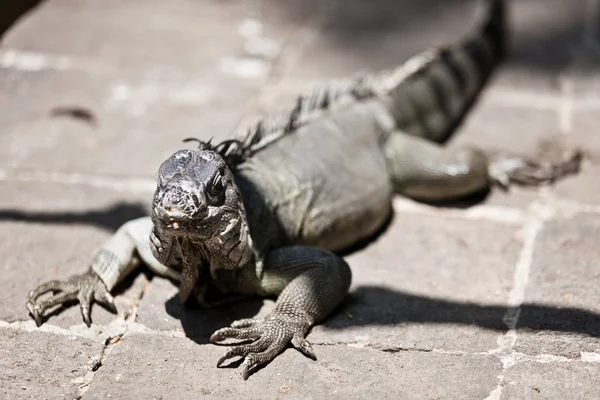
[{"xmin": 26, "ymin": 0, "xmax": 581, "ymax": 380}]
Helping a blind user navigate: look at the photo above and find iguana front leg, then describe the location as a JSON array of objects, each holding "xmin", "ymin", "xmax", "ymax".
[
  {"xmin": 27, "ymin": 271, "xmax": 116, "ymax": 327},
  {"xmin": 27, "ymin": 216, "xmax": 180, "ymax": 326},
  {"xmin": 210, "ymin": 246, "xmax": 351, "ymax": 380}
]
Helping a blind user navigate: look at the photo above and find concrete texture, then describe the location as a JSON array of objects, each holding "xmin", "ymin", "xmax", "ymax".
[{"xmin": 1, "ymin": 0, "xmax": 600, "ymax": 398}]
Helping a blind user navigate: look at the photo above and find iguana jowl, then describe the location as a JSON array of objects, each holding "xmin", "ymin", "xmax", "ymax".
[{"xmin": 27, "ymin": 0, "xmax": 581, "ymax": 380}]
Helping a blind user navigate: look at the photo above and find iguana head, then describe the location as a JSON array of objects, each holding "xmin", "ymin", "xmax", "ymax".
[{"xmin": 151, "ymin": 142, "xmax": 243, "ymax": 240}]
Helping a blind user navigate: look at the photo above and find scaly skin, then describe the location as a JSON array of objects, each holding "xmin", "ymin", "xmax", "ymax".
[{"xmin": 27, "ymin": 0, "xmax": 582, "ymax": 380}]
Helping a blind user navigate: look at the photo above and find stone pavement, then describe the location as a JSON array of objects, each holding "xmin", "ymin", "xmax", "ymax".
[{"xmin": 1, "ymin": 0, "xmax": 600, "ymax": 398}]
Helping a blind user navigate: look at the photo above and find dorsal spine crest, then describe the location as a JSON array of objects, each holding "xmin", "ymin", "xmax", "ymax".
[{"xmin": 189, "ymin": 47, "xmax": 441, "ymax": 168}]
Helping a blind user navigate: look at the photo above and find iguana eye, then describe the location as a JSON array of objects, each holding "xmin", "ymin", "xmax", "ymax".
[{"xmin": 207, "ymin": 173, "xmax": 224, "ymax": 206}]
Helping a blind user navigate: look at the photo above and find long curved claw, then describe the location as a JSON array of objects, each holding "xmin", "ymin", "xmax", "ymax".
[
  {"xmin": 240, "ymin": 341, "xmax": 289, "ymax": 381},
  {"xmin": 209, "ymin": 326, "xmax": 261, "ymax": 343},
  {"xmin": 26, "ymin": 270, "xmax": 114, "ymax": 327},
  {"xmin": 95, "ymin": 286, "xmax": 117, "ymax": 314},
  {"xmin": 78, "ymin": 287, "xmax": 94, "ymax": 328},
  {"xmin": 291, "ymin": 332, "xmax": 316, "ymax": 360},
  {"xmin": 230, "ymin": 318, "xmax": 263, "ymax": 329},
  {"xmin": 211, "ymin": 315, "xmax": 313, "ymax": 380},
  {"xmin": 27, "ymin": 281, "xmax": 79, "ymax": 327},
  {"xmin": 26, "ymin": 302, "xmax": 42, "ymax": 327},
  {"xmin": 216, "ymin": 338, "xmax": 270, "ymax": 367}
]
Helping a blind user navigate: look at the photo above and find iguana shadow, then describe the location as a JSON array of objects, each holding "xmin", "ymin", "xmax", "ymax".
[
  {"xmin": 165, "ymin": 283, "xmax": 600, "ymax": 381},
  {"xmin": 0, "ymin": 202, "xmax": 148, "ymax": 232},
  {"xmin": 164, "ymin": 293, "xmax": 265, "ymax": 345},
  {"xmin": 166, "ymin": 285, "xmax": 600, "ymax": 346},
  {"xmin": 7, "ymin": 200, "xmax": 596, "ymax": 344},
  {"xmin": 322, "ymin": 285, "xmax": 600, "ymax": 338}
]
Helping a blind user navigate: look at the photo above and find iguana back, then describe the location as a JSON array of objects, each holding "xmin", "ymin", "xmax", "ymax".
[
  {"xmin": 234, "ymin": 0, "xmax": 506, "ymax": 253},
  {"xmin": 236, "ymin": 100, "xmax": 395, "ymax": 253}
]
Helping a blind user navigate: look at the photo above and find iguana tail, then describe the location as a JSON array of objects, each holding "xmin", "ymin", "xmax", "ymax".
[{"xmin": 388, "ymin": 0, "xmax": 506, "ymax": 143}]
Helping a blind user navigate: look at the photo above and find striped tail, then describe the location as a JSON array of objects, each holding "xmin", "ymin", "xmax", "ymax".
[{"xmin": 389, "ymin": 0, "xmax": 507, "ymax": 143}]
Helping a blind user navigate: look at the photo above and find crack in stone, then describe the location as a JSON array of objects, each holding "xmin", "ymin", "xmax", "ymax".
[
  {"xmin": 75, "ymin": 324, "xmax": 128, "ymax": 399},
  {"xmin": 73, "ymin": 272, "xmax": 156, "ymax": 397},
  {"xmin": 378, "ymin": 346, "xmax": 433, "ymax": 354}
]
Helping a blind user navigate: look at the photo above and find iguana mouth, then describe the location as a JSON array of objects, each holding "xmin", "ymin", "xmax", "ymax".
[
  {"xmin": 160, "ymin": 217, "xmax": 199, "ymax": 233},
  {"xmin": 156, "ymin": 212, "xmax": 225, "ymax": 237},
  {"xmin": 166, "ymin": 219, "xmax": 187, "ymax": 230}
]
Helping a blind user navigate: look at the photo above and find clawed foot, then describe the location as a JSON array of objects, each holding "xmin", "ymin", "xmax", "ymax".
[
  {"xmin": 489, "ymin": 136, "xmax": 583, "ymax": 188},
  {"xmin": 210, "ymin": 315, "xmax": 315, "ymax": 380},
  {"xmin": 26, "ymin": 271, "xmax": 116, "ymax": 327}
]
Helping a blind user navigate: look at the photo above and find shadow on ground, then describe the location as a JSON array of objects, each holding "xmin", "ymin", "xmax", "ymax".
[
  {"xmin": 328, "ymin": 286, "xmax": 600, "ymax": 336},
  {"xmin": 162, "ymin": 282, "xmax": 600, "ymax": 377},
  {"xmin": 165, "ymin": 294, "xmax": 265, "ymax": 343},
  {"xmin": 5, "ymin": 200, "xmax": 597, "ymax": 339},
  {"xmin": 163, "ymin": 285, "xmax": 600, "ymax": 344},
  {"xmin": 266, "ymin": 0, "xmax": 584, "ymax": 73},
  {"xmin": 0, "ymin": 202, "xmax": 148, "ymax": 232}
]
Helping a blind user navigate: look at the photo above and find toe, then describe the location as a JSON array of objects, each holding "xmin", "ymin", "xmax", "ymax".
[
  {"xmin": 231, "ymin": 318, "xmax": 262, "ymax": 329},
  {"xmin": 216, "ymin": 338, "xmax": 270, "ymax": 367},
  {"xmin": 240, "ymin": 340, "xmax": 288, "ymax": 380},
  {"xmin": 291, "ymin": 333, "xmax": 316, "ymax": 360},
  {"xmin": 78, "ymin": 288, "xmax": 94, "ymax": 327},
  {"xmin": 95, "ymin": 286, "xmax": 117, "ymax": 314},
  {"xmin": 210, "ymin": 326, "xmax": 261, "ymax": 343},
  {"xmin": 26, "ymin": 302, "xmax": 43, "ymax": 327},
  {"xmin": 28, "ymin": 280, "xmax": 68, "ymax": 303}
]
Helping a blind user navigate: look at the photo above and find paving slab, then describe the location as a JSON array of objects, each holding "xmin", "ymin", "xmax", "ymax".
[
  {"xmin": 276, "ymin": 0, "xmax": 587, "ymax": 95},
  {"xmin": 493, "ymin": 0, "xmax": 587, "ymax": 93},
  {"xmin": 0, "ymin": 66, "xmax": 262, "ymax": 177},
  {"xmin": 0, "ymin": 327, "xmax": 104, "ymax": 399},
  {"xmin": 0, "ymin": 181, "xmax": 150, "ymax": 326},
  {"xmin": 501, "ymin": 361, "xmax": 600, "ymax": 399},
  {"xmin": 1, "ymin": 0, "xmax": 599, "ymax": 398},
  {"xmin": 551, "ymin": 109, "xmax": 600, "ymax": 204},
  {"xmin": 451, "ymin": 97, "xmax": 561, "ymax": 155},
  {"xmin": 84, "ymin": 332, "xmax": 501, "ymax": 399},
  {"xmin": 515, "ymin": 214, "xmax": 600, "ymax": 358},
  {"xmin": 2, "ymin": 0, "xmax": 268, "ymax": 74},
  {"xmin": 313, "ymin": 211, "xmax": 520, "ymax": 352},
  {"xmin": 0, "ymin": 0, "xmax": 317, "ymax": 178},
  {"xmin": 276, "ymin": 0, "xmax": 478, "ymax": 82}
]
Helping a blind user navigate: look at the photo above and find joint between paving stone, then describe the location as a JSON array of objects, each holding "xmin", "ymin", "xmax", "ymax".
[
  {"xmin": 558, "ymin": 79, "xmax": 574, "ymax": 134},
  {"xmin": 74, "ymin": 322, "xmax": 130, "ymax": 398},
  {"xmin": 484, "ymin": 197, "xmax": 554, "ymax": 399},
  {"xmin": 0, "ymin": 48, "xmax": 116, "ymax": 74},
  {"xmin": 231, "ymin": 0, "xmax": 343, "ymax": 128}
]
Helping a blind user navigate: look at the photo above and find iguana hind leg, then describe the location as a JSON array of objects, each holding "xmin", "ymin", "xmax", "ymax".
[
  {"xmin": 383, "ymin": 132, "xmax": 582, "ymax": 202},
  {"xmin": 210, "ymin": 246, "xmax": 351, "ymax": 380}
]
